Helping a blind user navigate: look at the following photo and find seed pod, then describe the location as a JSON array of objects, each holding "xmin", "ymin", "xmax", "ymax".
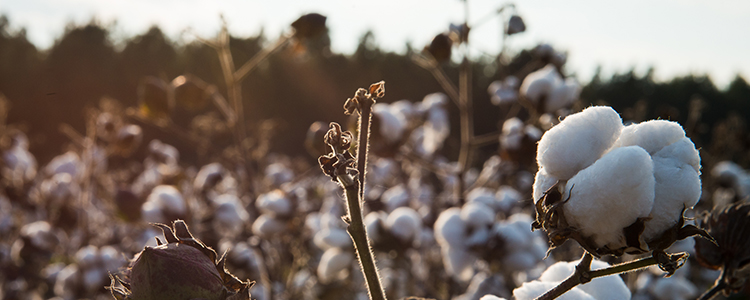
[{"xmin": 108, "ymin": 220, "xmax": 254, "ymax": 300}]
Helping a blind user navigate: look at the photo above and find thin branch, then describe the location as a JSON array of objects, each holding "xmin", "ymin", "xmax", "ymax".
[
  {"xmin": 411, "ymin": 55, "xmax": 461, "ymax": 107},
  {"xmin": 234, "ymin": 36, "xmax": 291, "ymax": 82}
]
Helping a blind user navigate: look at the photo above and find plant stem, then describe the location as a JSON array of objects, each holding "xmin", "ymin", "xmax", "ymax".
[
  {"xmin": 339, "ymin": 176, "xmax": 387, "ymax": 300},
  {"xmin": 536, "ymin": 253, "xmax": 663, "ymax": 300},
  {"xmin": 356, "ymin": 99, "xmax": 373, "ymax": 200}
]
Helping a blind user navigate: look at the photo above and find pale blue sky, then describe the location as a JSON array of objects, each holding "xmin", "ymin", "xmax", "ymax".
[{"xmin": 1, "ymin": 0, "xmax": 748, "ymax": 87}]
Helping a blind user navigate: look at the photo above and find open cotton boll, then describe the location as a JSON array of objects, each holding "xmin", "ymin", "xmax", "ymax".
[
  {"xmin": 467, "ymin": 187, "xmax": 499, "ymax": 211},
  {"xmin": 382, "ymin": 184, "xmax": 410, "ymax": 212},
  {"xmin": 480, "ymin": 296, "xmax": 507, "ymax": 300},
  {"xmin": 545, "ymin": 78, "xmax": 580, "ymax": 113},
  {"xmin": 514, "ymin": 281, "xmax": 595, "ymax": 300},
  {"xmin": 520, "ymin": 64, "xmax": 561, "ymax": 104},
  {"xmin": 373, "ymin": 103, "xmax": 407, "ymax": 144},
  {"xmin": 317, "ymin": 247, "xmax": 353, "ymax": 284},
  {"xmin": 385, "ymin": 207, "xmax": 422, "ymax": 243},
  {"xmin": 45, "ymin": 151, "xmax": 82, "ymax": 178},
  {"xmin": 648, "ymin": 275, "xmax": 698, "ymax": 300},
  {"xmin": 264, "ymin": 163, "xmax": 294, "ymax": 186},
  {"xmin": 213, "ymin": 194, "xmax": 250, "ymax": 234},
  {"xmin": 256, "ymin": 190, "xmax": 292, "ymax": 216},
  {"xmin": 532, "ymin": 167, "xmax": 558, "ymax": 202},
  {"xmin": 563, "ymin": 146, "xmax": 655, "ymax": 249},
  {"xmin": 83, "ymin": 267, "xmax": 106, "ymax": 293},
  {"xmin": 421, "ymin": 93, "xmax": 450, "ymax": 156},
  {"xmin": 75, "ymin": 245, "xmax": 100, "ymax": 269},
  {"xmin": 642, "ymin": 138, "xmax": 701, "ymax": 241},
  {"xmin": 443, "ymin": 246, "xmax": 475, "ymax": 282},
  {"xmin": 538, "ymin": 259, "xmax": 631, "ymax": 300},
  {"xmin": 314, "ymin": 228, "xmax": 351, "ymax": 250},
  {"xmin": 2, "ymin": 144, "xmax": 37, "ymax": 182},
  {"xmin": 537, "ymin": 106, "xmax": 623, "ymax": 180},
  {"xmin": 495, "ymin": 185, "xmax": 523, "ymax": 212},
  {"xmin": 461, "ymin": 202, "xmax": 495, "ymax": 228},
  {"xmin": 142, "ymin": 185, "xmax": 186, "ymax": 223},
  {"xmin": 251, "ymin": 214, "xmax": 286, "ymax": 238},
  {"xmin": 434, "ymin": 207, "xmax": 467, "ymax": 248},
  {"xmin": 365, "ymin": 211, "xmax": 387, "ymax": 242},
  {"xmin": 611, "ymin": 120, "xmax": 686, "ymax": 155}
]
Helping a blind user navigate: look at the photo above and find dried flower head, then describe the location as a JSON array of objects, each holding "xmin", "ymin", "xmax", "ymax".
[
  {"xmin": 138, "ymin": 76, "xmax": 173, "ymax": 119},
  {"xmin": 108, "ymin": 220, "xmax": 254, "ymax": 300},
  {"xmin": 291, "ymin": 13, "xmax": 327, "ymax": 40},
  {"xmin": 424, "ymin": 33, "xmax": 452, "ymax": 63},
  {"xmin": 318, "ymin": 123, "xmax": 356, "ymax": 181},
  {"xmin": 506, "ymin": 15, "xmax": 526, "ymax": 35},
  {"xmin": 695, "ymin": 202, "xmax": 750, "ymax": 296}
]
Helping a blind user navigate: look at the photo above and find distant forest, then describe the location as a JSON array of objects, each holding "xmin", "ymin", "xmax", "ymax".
[{"xmin": 1, "ymin": 16, "xmax": 749, "ymax": 167}]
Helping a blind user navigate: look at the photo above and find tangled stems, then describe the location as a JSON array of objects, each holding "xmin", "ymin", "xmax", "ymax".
[{"xmin": 536, "ymin": 251, "xmax": 688, "ymax": 300}]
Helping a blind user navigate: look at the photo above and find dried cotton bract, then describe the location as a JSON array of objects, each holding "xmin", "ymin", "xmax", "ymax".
[{"xmin": 532, "ymin": 106, "xmax": 707, "ymax": 257}]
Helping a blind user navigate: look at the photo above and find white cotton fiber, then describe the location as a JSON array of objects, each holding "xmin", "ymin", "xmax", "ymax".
[
  {"xmin": 251, "ymin": 214, "xmax": 285, "ymax": 238},
  {"xmin": 480, "ymin": 295, "xmax": 507, "ymax": 300},
  {"xmin": 364, "ymin": 211, "xmax": 386, "ymax": 242},
  {"xmin": 443, "ymin": 246, "xmax": 474, "ymax": 282},
  {"xmin": 513, "ymin": 281, "xmax": 595, "ymax": 300},
  {"xmin": 373, "ymin": 103, "xmax": 407, "ymax": 144},
  {"xmin": 313, "ymin": 228, "xmax": 351, "ymax": 250},
  {"xmin": 460, "ymin": 202, "xmax": 495, "ymax": 228},
  {"xmin": 537, "ymin": 106, "xmax": 623, "ymax": 180},
  {"xmin": 520, "ymin": 64, "xmax": 561, "ymax": 104},
  {"xmin": 434, "ymin": 208, "xmax": 466, "ymax": 248},
  {"xmin": 642, "ymin": 138, "xmax": 702, "ymax": 241},
  {"xmin": 382, "ymin": 184, "xmax": 410, "ymax": 212},
  {"xmin": 538, "ymin": 260, "xmax": 631, "ymax": 300},
  {"xmin": 256, "ymin": 190, "xmax": 292, "ymax": 216},
  {"xmin": 317, "ymin": 247, "xmax": 353, "ymax": 284},
  {"xmin": 611, "ymin": 120, "xmax": 686, "ymax": 155},
  {"xmin": 495, "ymin": 186, "xmax": 522, "ymax": 212},
  {"xmin": 649, "ymin": 275, "xmax": 698, "ymax": 300},
  {"xmin": 385, "ymin": 207, "xmax": 422, "ymax": 243},
  {"xmin": 467, "ymin": 187, "xmax": 499, "ymax": 211},
  {"xmin": 563, "ymin": 146, "xmax": 655, "ymax": 248},
  {"xmin": 545, "ymin": 78, "xmax": 580, "ymax": 113},
  {"xmin": 532, "ymin": 167, "xmax": 558, "ymax": 202}
]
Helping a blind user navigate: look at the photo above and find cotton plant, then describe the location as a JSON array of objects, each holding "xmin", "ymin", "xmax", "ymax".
[
  {"xmin": 1, "ymin": 131, "xmax": 37, "ymax": 191},
  {"xmin": 530, "ymin": 105, "xmax": 714, "ymax": 299},
  {"xmin": 519, "ymin": 64, "xmax": 580, "ymax": 114},
  {"xmin": 710, "ymin": 160, "xmax": 750, "ymax": 207},
  {"xmin": 252, "ymin": 189, "xmax": 293, "ymax": 238},
  {"xmin": 141, "ymin": 185, "xmax": 188, "ymax": 224},
  {"xmin": 487, "ymin": 76, "xmax": 519, "ymax": 106},
  {"xmin": 487, "ymin": 258, "xmax": 631, "ymax": 300}
]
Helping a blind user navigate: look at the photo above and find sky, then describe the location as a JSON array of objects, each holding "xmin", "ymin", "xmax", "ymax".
[{"xmin": 1, "ymin": 0, "xmax": 749, "ymax": 87}]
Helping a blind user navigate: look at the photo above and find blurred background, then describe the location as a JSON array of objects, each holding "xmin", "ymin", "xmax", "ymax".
[{"xmin": 1, "ymin": 1, "xmax": 750, "ymax": 299}]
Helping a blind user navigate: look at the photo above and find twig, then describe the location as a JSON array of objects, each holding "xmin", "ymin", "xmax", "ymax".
[
  {"xmin": 234, "ymin": 35, "xmax": 291, "ymax": 82},
  {"xmin": 536, "ymin": 252, "xmax": 665, "ymax": 300}
]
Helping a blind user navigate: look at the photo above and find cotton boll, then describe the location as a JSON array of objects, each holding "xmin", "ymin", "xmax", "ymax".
[
  {"xmin": 364, "ymin": 211, "xmax": 386, "ymax": 242},
  {"xmin": 513, "ymin": 281, "xmax": 595, "ymax": 300},
  {"xmin": 385, "ymin": 207, "xmax": 422, "ymax": 243},
  {"xmin": 213, "ymin": 194, "xmax": 250, "ymax": 234},
  {"xmin": 496, "ymin": 186, "xmax": 522, "ymax": 212},
  {"xmin": 563, "ymin": 146, "xmax": 655, "ymax": 249},
  {"xmin": 642, "ymin": 139, "xmax": 702, "ymax": 241},
  {"xmin": 22, "ymin": 221, "xmax": 58, "ymax": 251},
  {"xmin": 545, "ymin": 78, "xmax": 580, "ymax": 113},
  {"xmin": 41, "ymin": 173, "xmax": 80, "ymax": 204},
  {"xmin": 45, "ymin": 151, "xmax": 82, "ymax": 178},
  {"xmin": 421, "ymin": 93, "xmax": 450, "ymax": 156},
  {"xmin": 520, "ymin": 65, "xmax": 561, "ymax": 104},
  {"xmin": 264, "ymin": 163, "xmax": 294, "ymax": 186},
  {"xmin": 372, "ymin": 103, "xmax": 407, "ymax": 144},
  {"xmin": 648, "ymin": 275, "xmax": 698, "ymax": 300},
  {"xmin": 611, "ymin": 120, "xmax": 686, "ymax": 155},
  {"xmin": 536, "ymin": 106, "xmax": 623, "ymax": 180},
  {"xmin": 148, "ymin": 139, "xmax": 179, "ymax": 165},
  {"xmin": 532, "ymin": 167, "xmax": 558, "ymax": 202},
  {"xmin": 2, "ymin": 143, "xmax": 37, "ymax": 183},
  {"xmin": 434, "ymin": 208, "xmax": 466, "ymax": 248},
  {"xmin": 317, "ymin": 247, "xmax": 353, "ymax": 284},
  {"xmin": 443, "ymin": 247, "xmax": 475, "ymax": 282},
  {"xmin": 194, "ymin": 163, "xmax": 225, "ymax": 193},
  {"xmin": 502, "ymin": 251, "xmax": 539, "ymax": 271},
  {"xmin": 382, "ymin": 184, "xmax": 410, "ymax": 212},
  {"xmin": 54, "ymin": 264, "xmax": 80, "ymax": 298},
  {"xmin": 142, "ymin": 185, "xmax": 186, "ymax": 223},
  {"xmin": 480, "ymin": 296, "xmax": 507, "ymax": 300},
  {"xmin": 252, "ymin": 214, "xmax": 286, "ymax": 238},
  {"xmin": 500, "ymin": 118, "xmax": 525, "ymax": 150},
  {"xmin": 494, "ymin": 222, "xmax": 528, "ymax": 246},
  {"xmin": 256, "ymin": 190, "xmax": 292, "ymax": 216},
  {"xmin": 465, "ymin": 226, "xmax": 491, "ymax": 246},
  {"xmin": 467, "ymin": 187, "xmax": 499, "ymax": 211},
  {"xmin": 74, "ymin": 245, "xmax": 99, "ymax": 269},
  {"xmin": 539, "ymin": 260, "xmax": 630, "ymax": 300},
  {"xmin": 461, "ymin": 202, "xmax": 495, "ymax": 228},
  {"xmin": 313, "ymin": 228, "xmax": 351, "ymax": 250}
]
